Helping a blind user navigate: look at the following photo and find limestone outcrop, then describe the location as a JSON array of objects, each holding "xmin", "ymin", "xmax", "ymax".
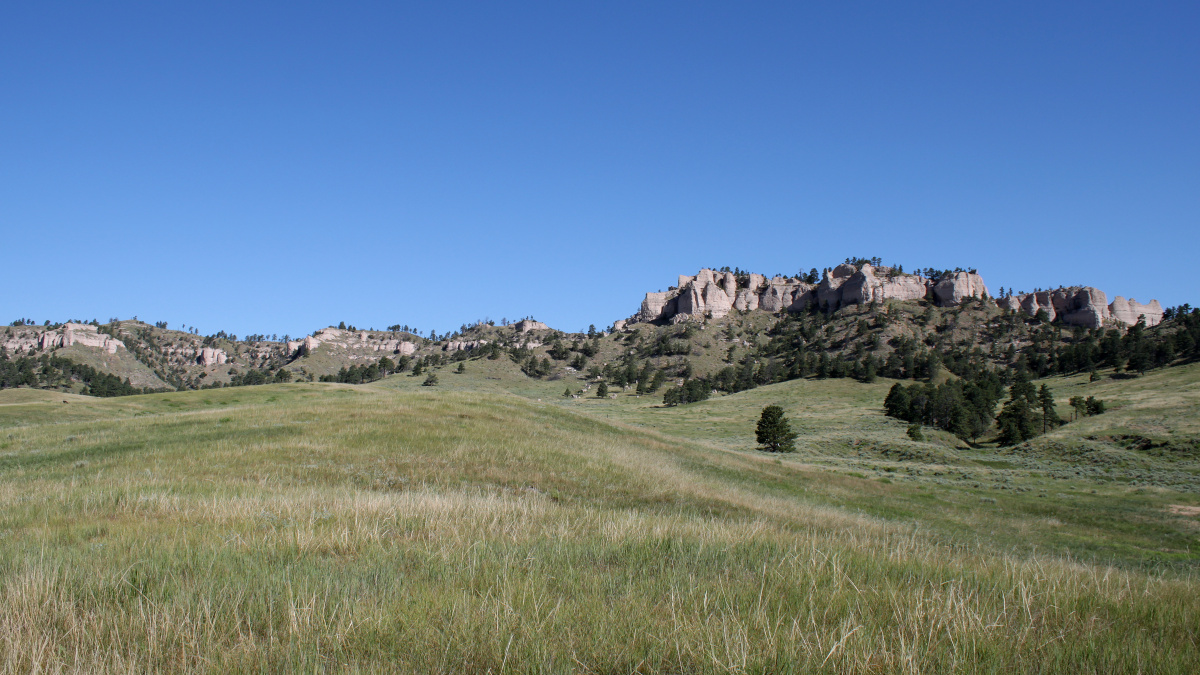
[
  {"xmin": 197, "ymin": 347, "xmax": 227, "ymax": 366},
  {"xmin": 443, "ymin": 340, "xmax": 488, "ymax": 352},
  {"xmin": 1108, "ymin": 296, "xmax": 1164, "ymax": 327},
  {"xmin": 515, "ymin": 319, "xmax": 549, "ymax": 333},
  {"xmin": 996, "ymin": 288, "xmax": 1162, "ymax": 329},
  {"xmin": 633, "ymin": 264, "xmax": 968, "ymax": 324},
  {"xmin": 34, "ymin": 323, "xmax": 125, "ymax": 354},
  {"xmin": 933, "ymin": 272, "xmax": 990, "ymax": 306},
  {"xmin": 287, "ymin": 328, "xmax": 417, "ymax": 356},
  {"xmin": 629, "ymin": 264, "xmax": 1163, "ymax": 330}
]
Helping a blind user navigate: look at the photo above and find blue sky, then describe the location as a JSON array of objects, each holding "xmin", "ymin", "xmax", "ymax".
[{"xmin": 2, "ymin": 1, "xmax": 1196, "ymax": 337}]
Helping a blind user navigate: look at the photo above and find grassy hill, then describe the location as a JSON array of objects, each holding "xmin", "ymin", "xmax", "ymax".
[{"xmin": 1, "ymin": 360, "xmax": 1198, "ymax": 671}]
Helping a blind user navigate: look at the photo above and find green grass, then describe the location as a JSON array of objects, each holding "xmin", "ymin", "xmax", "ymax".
[{"xmin": 0, "ymin": 363, "xmax": 1198, "ymax": 671}]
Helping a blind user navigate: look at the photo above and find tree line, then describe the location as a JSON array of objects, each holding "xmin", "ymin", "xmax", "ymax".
[{"xmin": 0, "ymin": 353, "xmax": 161, "ymax": 397}]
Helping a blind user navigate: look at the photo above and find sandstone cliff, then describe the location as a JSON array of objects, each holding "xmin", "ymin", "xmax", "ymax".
[
  {"xmin": 1, "ymin": 323, "xmax": 126, "ymax": 355},
  {"xmin": 996, "ymin": 288, "xmax": 1162, "ymax": 329},
  {"xmin": 286, "ymin": 328, "xmax": 419, "ymax": 357},
  {"xmin": 634, "ymin": 264, "xmax": 988, "ymax": 324},
  {"xmin": 631, "ymin": 264, "xmax": 1160, "ymax": 330}
]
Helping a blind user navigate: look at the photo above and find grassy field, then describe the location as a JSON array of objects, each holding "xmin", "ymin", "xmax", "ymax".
[{"xmin": 1, "ymin": 363, "xmax": 1198, "ymax": 672}]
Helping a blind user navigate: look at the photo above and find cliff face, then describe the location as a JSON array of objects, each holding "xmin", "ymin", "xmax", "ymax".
[
  {"xmin": 3, "ymin": 323, "xmax": 125, "ymax": 355},
  {"xmin": 285, "ymin": 328, "xmax": 419, "ymax": 357},
  {"xmin": 632, "ymin": 265, "xmax": 1161, "ymax": 330},
  {"xmin": 634, "ymin": 264, "xmax": 988, "ymax": 324},
  {"xmin": 996, "ymin": 289, "xmax": 1163, "ymax": 329}
]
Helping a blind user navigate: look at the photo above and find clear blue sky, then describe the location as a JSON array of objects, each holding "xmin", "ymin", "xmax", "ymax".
[{"xmin": 2, "ymin": 2, "xmax": 1196, "ymax": 337}]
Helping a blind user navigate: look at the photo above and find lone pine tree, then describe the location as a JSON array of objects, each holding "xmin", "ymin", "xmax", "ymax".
[{"xmin": 755, "ymin": 405, "xmax": 797, "ymax": 452}]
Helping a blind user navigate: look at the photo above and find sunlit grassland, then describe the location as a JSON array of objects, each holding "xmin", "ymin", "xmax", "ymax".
[{"xmin": 0, "ymin": 379, "xmax": 1198, "ymax": 672}]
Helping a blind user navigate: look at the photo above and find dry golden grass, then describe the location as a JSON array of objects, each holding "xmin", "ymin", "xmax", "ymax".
[{"xmin": 0, "ymin": 381, "xmax": 1197, "ymax": 672}]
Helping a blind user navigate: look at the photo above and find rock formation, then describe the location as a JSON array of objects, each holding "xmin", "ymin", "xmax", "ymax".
[
  {"xmin": 630, "ymin": 264, "xmax": 1161, "ymax": 330},
  {"xmin": 633, "ymin": 264, "xmax": 983, "ymax": 324},
  {"xmin": 31, "ymin": 323, "xmax": 125, "ymax": 354},
  {"xmin": 197, "ymin": 347, "xmax": 227, "ymax": 366},
  {"xmin": 996, "ymin": 288, "xmax": 1162, "ymax": 329},
  {"xmin": 515, "ymin": 319, "xmax": 549, "ymax": 333},
  {"xmin": 1109, "ymin": 296, "xmax": 1164, "ymax": 327},
  {"xmin": 933, "ymin": 272, "xmax": 991, "ymax": 306},
  {"xmin": 287, "ymin": 328, "xmax": 418, "ymax": 356},
  {"xmin": 443, "ymin": 340, "xmax": 488, "ymax": 352}
]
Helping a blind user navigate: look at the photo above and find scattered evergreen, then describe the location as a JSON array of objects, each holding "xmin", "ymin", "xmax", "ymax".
[
  {"xmin": 755, "ymin": 405, "xmax": 797, "ymax": 452},
  {"xmin": 883, "ymin": 372, "xmax": 1003, "ymax": 442},
  {"xmin": 0, "ymin": 353, "xmax": 158, "ymax": 397}
]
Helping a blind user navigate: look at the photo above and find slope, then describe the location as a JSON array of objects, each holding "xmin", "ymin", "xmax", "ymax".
[{"xmin": 0, "ymin": 380, "xmax": 1197, "ymax": 671}]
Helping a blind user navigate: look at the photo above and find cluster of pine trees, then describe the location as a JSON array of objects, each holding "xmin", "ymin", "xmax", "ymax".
[
  {"xmin": 883, "ymin": 369, "xmax": 1108, "ymax": 446},
  {"xmin": 319, "ymin": 357, "xmax": 404, "ymax": 384},
  {"xmin": 883, "ymin": 374, "xmax": 1004, "ymax": 442},
  {"xmin": 1034, "ymin": 312, "xmax": 1199, "ymax": 377},
  {"xmin": 0, "ymin": 353, "xmax": 156, "ymax": 397}
]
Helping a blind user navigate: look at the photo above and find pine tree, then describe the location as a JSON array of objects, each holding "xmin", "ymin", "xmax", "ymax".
[
  {"xmin": 1038, "ymin": 384, "xmax": 1060, "ymax": 433},
  {"xmin": 422, "ymin": 373, "xmax": 438, "ymax": 386},
  {"xmin": 596, "ymin": 382, "xmax": 608, "ymax": 398},
  {"xmin": 755, "ymin": 405, "xmax": 797, "ymax": 452}
]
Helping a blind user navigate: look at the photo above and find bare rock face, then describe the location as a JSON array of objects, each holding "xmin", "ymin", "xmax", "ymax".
[
  {"xmin": 1109, "ymin": 297, "xmax": 1164, "ymax": 327},
  {"xmin": 835, "ymin": 265, "xmax": 934, "ymax": 308},
  {"xmin": 626, "ymin": 263, "xmax": 1162, "ymax": 333},
  {"xmin": 636, "ymin": 264, "xmax": 938, "ymax": 322},
  {"xmin": 1018, "ymin": 291, "xmax": 1057, "ymax": 322},
  {"xmin": 758, "ymin": 282, "xmax": 793, "ymax": 312},
  {"xmin": 515, "ymin": 319, "xmax": 549, "ymax": 333},
  {"xmin": 719, "ymin": 271, "xmax": 737, "ymax": 298},
  {"xmin": 831, "ymin": 263, "xmax": 858, "ymax": 279},
  {"xmin": 678, "ymin": 279, "xmax": 734, "ymax": 318},
  {"xmin": 881, "ymin": 273, "xmax": 929, "ymax": 302},
  {"xmin": 839, "ymin": 264, "xmax": 877, "ymax": 306},
  {"xmin": 933, "ymin": 272, "xmax": 989, "ymax": 306},
  {"xmin": 637, "ymin": 291, "xmax": 676, "ymax": 323},
  {"xmin": 995, "ymin": 286, "xmax": 1162, "ymax": 328},
  {"xmin": 35, "ymin": 323, "xmax": 125, "ymax": 354},
  {"xmin": 1060, "ymin": 288, "xmax": 1111, "ymax": 328},
  {"xmin": 197, "ymin": 347, "xmax": 227, "ymax": 366},
  {"xmin": 816, "ymin": 267, "xmax": 852, "ymax": 310},
  {"xmin": 444, "ymin": 340, "xmax": 488, "ymax": 352},
  {"xmin": 733, "ymin": 273, "xmax": 765, "ymax": 311},
  {"xmin": 996, "ymin": 296, "xmax": 1021, "ymax": 313}
]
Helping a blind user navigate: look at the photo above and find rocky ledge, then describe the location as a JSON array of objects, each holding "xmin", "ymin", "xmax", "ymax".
[{"xmin": 634, "ymin": 265, "xmax": 1160, "ymax": 329}]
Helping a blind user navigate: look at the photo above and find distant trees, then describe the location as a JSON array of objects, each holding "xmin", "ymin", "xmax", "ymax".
[
  {"xmin": 755, "ymin": 405, "xmax": 797, "ymax": 452},
  {"xmin": 995, "ymin": 372, "xmax": 1040, "ymax": 445},
  {"xmin": 883, "ymin": 371, "xmax": 1003, "ymax": 443},
  {"xmin": 662, "ymin": 378, "xmax": 710, "ymax": 406},
  {"xmin": 318, "ymin": 357, "xmax": 400, "ymax": 385},
  {"xmin": 0, "ymin": 354, "xmax": 154, "ymax": 397},
  {"xmin": 1067, "ymin": 395, "xmax": 1106, "ymax": 421}
]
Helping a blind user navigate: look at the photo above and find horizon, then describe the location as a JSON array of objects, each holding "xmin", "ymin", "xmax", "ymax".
[{"xmin": 2, "ymin": 2, "xmax": 1196, "ymax": 337}]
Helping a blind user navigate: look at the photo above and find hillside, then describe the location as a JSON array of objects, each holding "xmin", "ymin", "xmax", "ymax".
[
  {"xmin": 3, "ymin": 262, "xmax": 1193, "ymax": 414},
  {"xmin": 0, "ymin": 371, "xmax": 1198, "ymax": 671}
]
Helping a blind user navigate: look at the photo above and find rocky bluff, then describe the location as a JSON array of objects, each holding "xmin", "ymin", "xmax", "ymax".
[{"xmin": 634, "ymin": 265, "xmax": 1161, "ymax": 330}]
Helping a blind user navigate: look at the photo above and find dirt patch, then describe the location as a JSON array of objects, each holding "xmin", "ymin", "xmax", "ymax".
[{"xmin": 1167, "ymin": 504, "xmax": 1200, "ymax": 517}]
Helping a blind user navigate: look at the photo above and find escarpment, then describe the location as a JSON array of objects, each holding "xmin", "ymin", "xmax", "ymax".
[
  {"xmin": 635, "ymin": 264, "xmax": 988, "ymax": 324},
  {"xmin": 632, "ymin": 264, "xmax": 1161, "ymax": 330}
]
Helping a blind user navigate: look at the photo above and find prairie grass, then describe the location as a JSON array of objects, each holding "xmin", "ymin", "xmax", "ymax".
[{"xmin": 0, "ymin": 381, "xmax": 1197, "ymax": 672}]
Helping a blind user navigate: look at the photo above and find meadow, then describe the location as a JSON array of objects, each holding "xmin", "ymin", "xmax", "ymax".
[{"xmin": 0, "ymin": 362, "xmax": 1197, "ymax": 672}]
